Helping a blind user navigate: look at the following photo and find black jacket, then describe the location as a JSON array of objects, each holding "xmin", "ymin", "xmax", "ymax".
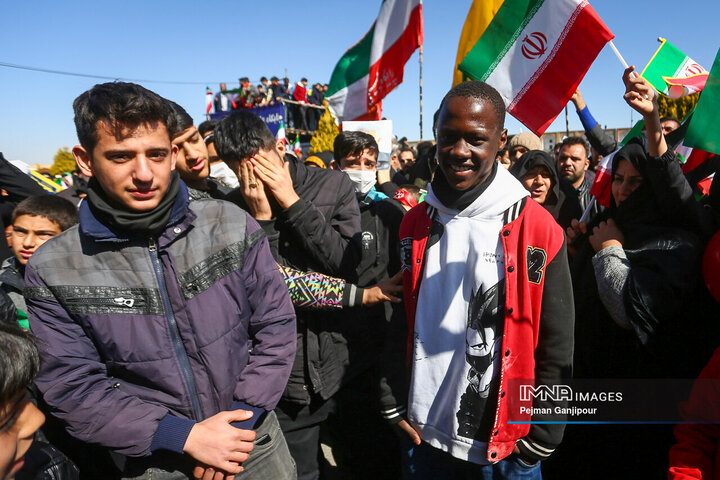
[{"xmin": 226, "ymin": 156, "xmax": 363, "ymax": 404}]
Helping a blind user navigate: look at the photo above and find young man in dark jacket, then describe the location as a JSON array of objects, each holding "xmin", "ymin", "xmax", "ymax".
[
  {"xmin": 25, "ymin": 82, "xmax": 297, "ymax": 480},
  {"xmin": 394, "ymin": 81, "xmax": 574, "ymax": 479},
  {"xmin": 214, "ymin": 111, "xmax": 362, "ymax": 480},
  {"xmin": 326, "ymin": 130, "xmax": 406, "ymax": 479}
]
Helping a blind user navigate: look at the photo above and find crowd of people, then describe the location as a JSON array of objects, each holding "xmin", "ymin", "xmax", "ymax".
[
  {"xmin": 1, "ymin": 66, "xmax": 720, "ymax": 480},
  {"xmin": 213, "ymin": 77, "xmax": 327, "ymax": 131}
]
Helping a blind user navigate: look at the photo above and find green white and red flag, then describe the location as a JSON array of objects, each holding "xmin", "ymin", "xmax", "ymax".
[
  {"xmin": 326, "ymin": 0, "xmax": 423, "ymax": 124},
  {"xmin": 458, "ymin": 0, "xmax": 613, "ymax": 136},
  {"xmin": 641, "ymin": 38, "xmax": 708, "ymax": 99},
  {"xmin": 206, "ymin": 87, "xmax": 213, "ymax": 114},
  {"xmin": 685, "ymin": 46, "xmax": 720, "ymax": 156}
]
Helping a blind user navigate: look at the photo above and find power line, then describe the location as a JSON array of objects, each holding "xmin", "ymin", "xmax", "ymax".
[{"xmin": 0, "ymin": 61, "xmax": 224, "ymax": 86}]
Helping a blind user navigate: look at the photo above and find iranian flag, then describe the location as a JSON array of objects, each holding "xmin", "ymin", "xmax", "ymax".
[
  {"xmin": 641, "ymin": 38, "xmax": 708, "ymax": 99},
  {"xmin": 458, "ymin": 0, "xmax": 613, "ymax": 136},
  {"xmin": 685, "ymin": 46, "xmax": 720, "ymax": 156},
  {"xmin": 326, "ymin": 0, "xmax": 423, "ymax": 124},
  {"xmin": 206, "ymin": 87, "xmax": 213, "ymax": 114}
]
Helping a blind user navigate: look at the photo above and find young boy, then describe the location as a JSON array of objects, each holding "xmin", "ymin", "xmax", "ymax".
[
  {"xmin": 25, "ymin": 82, "xmax": 296, "ymax": 480},
  {"xmin": 393, "ymin": 81, "xmax": 574, "ymax": 479},
  {"xmin": 0, "ymin": 321, "xmax": 45, "ymax": 480},
  {"xmin": 0, "ymin": 195, "xmax": 77, "ymax": 329}
]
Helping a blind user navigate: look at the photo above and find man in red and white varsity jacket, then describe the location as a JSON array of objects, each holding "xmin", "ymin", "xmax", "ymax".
[{"xmin": 385, "ymin": 81, "xmax": 574, "ymax": 478}]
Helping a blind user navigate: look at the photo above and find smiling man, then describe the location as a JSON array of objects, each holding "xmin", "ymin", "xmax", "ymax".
[
  {"xmin": 394, "ymin": 81, "xmax": 574, "ymax": 479},
  {"xmin": 24, "ymin": 82, "xmax": 296, "ymax": 480}
]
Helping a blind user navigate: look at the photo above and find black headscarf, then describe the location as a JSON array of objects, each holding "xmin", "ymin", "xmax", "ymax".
[
  {"xmin": 509, "ymin": 150, "xmax": 581, "ymax": 230},
  {"xmin": 572, "ymin": 137, "xmax": 709, "ymax": 379}
]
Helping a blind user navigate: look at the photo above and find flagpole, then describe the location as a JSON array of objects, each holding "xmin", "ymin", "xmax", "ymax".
[
  {"xmin": 419, "ymin": 43, "xmax": 424, "ymax": 141},
  {"xmin": 608, "ymin": 40, "xmax": 629, "ymax": 69}
]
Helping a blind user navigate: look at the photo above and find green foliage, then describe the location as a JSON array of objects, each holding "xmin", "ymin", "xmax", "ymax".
[
  {"xmin": 657, "ymin": 92, "xmax": 700, "ymax": 121},
  {"xmin": 49, "ymin": 147, "xmax": 76, "ymax": 176},
  {"xmin": 309, "ymin": 102, "xmax": 339, "ymax": 154}
]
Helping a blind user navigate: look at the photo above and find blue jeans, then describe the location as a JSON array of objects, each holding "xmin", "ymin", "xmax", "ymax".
[{"xmin": 402, "ymin": 440, "xmax": 541, "ymax": 480}]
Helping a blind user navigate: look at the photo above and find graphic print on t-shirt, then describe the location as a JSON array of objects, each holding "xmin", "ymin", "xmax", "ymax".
[{"xmin": 456, "ymin": 280, "xmax": 505, "ymax": 441}]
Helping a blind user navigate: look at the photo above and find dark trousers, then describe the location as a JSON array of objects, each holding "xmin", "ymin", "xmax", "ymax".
[
  {"xmin": 277, "ymin": 369, "xmax": 402, "ymax": 480},
  {"xmin": 276, "ymin": 397, "xmax": 335, "ymax": 480}
]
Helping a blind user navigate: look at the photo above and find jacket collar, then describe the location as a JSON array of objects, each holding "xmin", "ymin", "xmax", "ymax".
[
  {"xmin": 79, "ymin": 181, "xmax": 193, "ymax": 243},
  {"xmin": 0, "ymin": 257, "xmax": 24, "ymax": 290}
]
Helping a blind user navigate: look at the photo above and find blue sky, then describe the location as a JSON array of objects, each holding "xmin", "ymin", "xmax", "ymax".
[{"xmin": 1, "ymin": 0, "xmax": 718, "ymax": 165}]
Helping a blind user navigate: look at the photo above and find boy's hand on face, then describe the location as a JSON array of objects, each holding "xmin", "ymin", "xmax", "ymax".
[
  {"xmin": 183, "ymin": 409, "xmax": 256, "ymax": 475},
  {"xmin": 239, "ymin": 161, "xmax": 272, "ymax": 221},
  {"xmin": 250, "ymin": 151, "xmax": 300, "ymax": 210}
]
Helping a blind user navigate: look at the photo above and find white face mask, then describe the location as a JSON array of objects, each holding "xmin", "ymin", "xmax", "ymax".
[{"xmin": 343, "ymin": 169, "xmax": 377, "ymax": 195}]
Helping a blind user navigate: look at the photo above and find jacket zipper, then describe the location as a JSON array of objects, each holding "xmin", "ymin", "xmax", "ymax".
[
  {"xmin": 148, "ymin": 238, "xmax": 204, "ymax": 421},
  {"xmin": 64, "ymin": 297, "xmax": 145, "ymax": 308}
]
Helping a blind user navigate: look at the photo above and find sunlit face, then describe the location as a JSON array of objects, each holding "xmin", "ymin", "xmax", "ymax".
[
  {"xmin": 340, "ymin": 148, "xmax": 378, "ymax": 171},
  {"xmin": 73, "ymin": 121, "xmax": 177, "ymax": 212},
  {"xmin": 172, "ymin": 126, "xmax": 210, "ymax": 185},
  {"xmin": 611, "ymin": 159, "xmax": 643, "ymax": 206},
  {"xmin": 510, "ymin": 145, "xmax": 529, "ymax": 162},
  {"xmin": 521, "ymin": 165, "xmax": 553, "ymax": 205},
  {"xmin": 557, "ymin": 143, "xmax": 589, "ymax": 187},
  {"xmin": 399, "ymin": 151, "xmax": 415, "ymax": 171},
  {"xmin": 11, "ymin": 215, "xmax": 63, "ymax": 266},
  {"xmin": 0, "ymin": 391, "xmax": 45, "ymax": 479},
  {"xmin": 436, "ymin": 96, "xmax": 507, "ymax": 191},
  {"xmin": 661, "ymin": 119, "xmax": 680, "ymax": 135}
]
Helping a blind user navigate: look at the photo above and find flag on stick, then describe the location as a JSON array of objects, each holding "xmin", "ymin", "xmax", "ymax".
[
  {"xmin": 453, "ymin": 0, "xmax": 505, "ymax": 86},
  {"xmin": 458, "ymin": 0, "xmax": 613, "ymax": 136},
  {"xmin": 327, "ymin": 0, "xmax": 423, "ymax": 124},
  {"xmin": 641, "ymin": 38, "xmax": 708, "ymax": 99},
  {"xmin": 685, "ymin": 47, "xmax": 720, "ymax": 156},
  {"xmin": 205, "ymin": 87, "xmax": 213, "ymax": 114}
]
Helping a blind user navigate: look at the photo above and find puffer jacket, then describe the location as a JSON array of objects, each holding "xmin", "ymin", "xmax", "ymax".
[{"xmin": 25, "ymin": 185, "xmax": 296, "ymax": 457}]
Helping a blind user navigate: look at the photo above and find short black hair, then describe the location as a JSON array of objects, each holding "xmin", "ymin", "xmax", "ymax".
[
  {"xmin": 399, "ymin": 146, "xmax": 416, "ymax": 159},
  {"xmin": 166, "ymin": 100, "xmax": 194, "ymax": 138},
  {"xmin": 301, "ymin": 77, "xmax": 308, "ymax": 83},
  {"xmin": 437, "ymin": 81, "xmax": 506, "ymax": 134},
  {"xmin": 333, "ymin": 131, "xmax": 379, "ymax": 162},
  {"xmin": 560, "ymin": 136, "xmax": 589, "ymax": 158},
  {"xmin": 198, "ymin": 120, "xmax": 217, "ymax": 138},
  {"xmin": 0, "ymin": 322, "xmax": 40, "ymax": 405},
  {"xmin": 214, "ymin": 111, "xmax": 277, "ymax": 162},
  {"xmin": 73, "ymin": 82, "xmax": 175, "ymax": 153},
  {"xmin": 270, "ymin": 76, "xmax": 279, "ymax": 82},
  {"xmin": 12, "ymin": 195, "xmax": 78, "ymax": 231},
  {"xmin": 260, "ymin": 76, "xmax": 268, "ymax": 82},
  {"xmin": 660, "ymin": 116, "xmax": 680, "ymax": 125}
]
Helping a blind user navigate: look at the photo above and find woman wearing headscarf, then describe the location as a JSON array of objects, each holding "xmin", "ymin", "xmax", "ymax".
[
  {"xmin": 546, "ymin": 67, "xmax": 719, "ymax": 480},
  {"xmin": 509, "ymin": 149, "xmax": 581, "ymax": 230}
]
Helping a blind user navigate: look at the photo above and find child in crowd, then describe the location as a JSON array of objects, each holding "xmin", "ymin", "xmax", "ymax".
[
  {"xmin": 0, "ymin": 322, "xmax": 45, "ymax": 480},
  {"xmin": 0, "ymin": 195, "xmax": 77, "ymax": 329}
]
